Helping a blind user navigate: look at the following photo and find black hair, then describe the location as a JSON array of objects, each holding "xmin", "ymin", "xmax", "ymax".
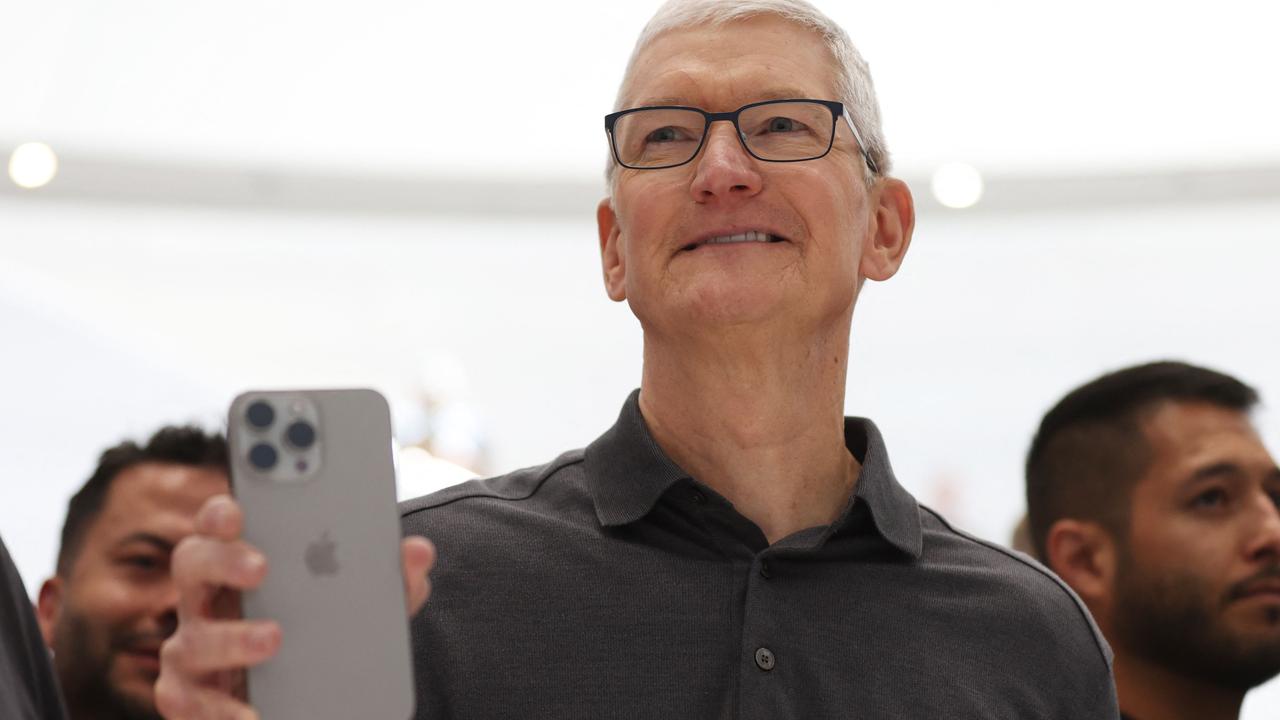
[
  {"xmin": 56, "ymin": 425, "xmax": 228, "ymax": 575},
  {"xmin": 1025, "ymin": 360, "xmax": 1259, "ymax": 561}
]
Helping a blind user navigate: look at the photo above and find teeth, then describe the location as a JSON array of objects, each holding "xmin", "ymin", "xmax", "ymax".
[{"xmin": 704, "ymin": 230, "xmax": 773, "ymax": 245}]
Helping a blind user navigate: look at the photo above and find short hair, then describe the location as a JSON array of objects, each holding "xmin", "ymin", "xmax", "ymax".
[
  {"xmin": 56, "ymin": 425, "xmax": 229, "ymax": 575},
  {"xmin": 607, "ymin": 0, "xmax": 889, "ymax": 187},
  {"xmin": 1025, "ymin": 361, "xmax": 1259, "ymax": 561}
]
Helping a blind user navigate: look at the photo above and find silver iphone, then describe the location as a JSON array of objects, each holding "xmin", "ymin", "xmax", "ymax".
[{"xmin": 228, "ymin": 389, "xmax": 414, "ymax": 720}]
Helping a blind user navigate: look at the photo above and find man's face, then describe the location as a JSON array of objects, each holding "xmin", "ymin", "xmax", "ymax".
[
  {"xmin": 599, "ymin": 15, "xmax": 886, "ymax": 339},
  {"xmin": 1112, "ymin": 401, "xmax": 1280, "ymax": 689},
  {"xmin": 41, "ymin": 463, "xmax": 227, "ymax": 720}
]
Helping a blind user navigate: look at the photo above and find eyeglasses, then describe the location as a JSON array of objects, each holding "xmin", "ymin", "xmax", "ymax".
[{"xmin": 604, "ymin": 98, "xmax": 878, "ymax": 174}]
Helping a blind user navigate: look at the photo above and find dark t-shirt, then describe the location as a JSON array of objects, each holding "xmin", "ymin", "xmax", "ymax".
[
  {"xmin": 0, "ymin": 535, "xmax": 66, "ymax": 720},
  {"xmin": 401, "ymin": 391, "xmax": 1120, "ymax": 718}
]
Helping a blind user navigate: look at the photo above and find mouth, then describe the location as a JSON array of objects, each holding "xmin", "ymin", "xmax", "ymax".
[
  {"xmin": 1230, "ymin": 577, "xmax": 1280, "ymax": 604},
  {"xmin": 120, "ymin": 647, "xmax": 162, "ymax": 674},
  {"xmin": 679, "ymin": 229, "xmax": 789, "ymax": 253},
  {"xmin": 1238, "ymin": 585, "xmax": 1280, "ymax": 601}
]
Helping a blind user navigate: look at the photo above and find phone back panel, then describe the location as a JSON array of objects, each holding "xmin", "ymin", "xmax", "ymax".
[{"xmin": 229, "ymin": 389, "xmax": 413, "ymax": 720}]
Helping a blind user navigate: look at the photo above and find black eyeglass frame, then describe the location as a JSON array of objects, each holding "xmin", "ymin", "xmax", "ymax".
[{"xmin": 604, "ymin": 98, "xmax": 879, "ymax": 174}]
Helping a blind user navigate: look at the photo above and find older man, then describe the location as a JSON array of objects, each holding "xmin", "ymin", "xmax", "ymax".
[
  {"xmin": 156, "ymin": 1, "xmax": 1119, "ymax": 717},
  {"xmin": 1028, "ymin": 361, "xmax": 1280, "ymax": 720}
]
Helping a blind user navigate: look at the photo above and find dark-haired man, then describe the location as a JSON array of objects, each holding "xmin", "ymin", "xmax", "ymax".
[
  {"xmin": 1027, "ymin": 360, "xmax": 1280, "ymax": 720},
  {"xmin": 35, "ymin": 426, "xmax": 228, "ymax": 720}
]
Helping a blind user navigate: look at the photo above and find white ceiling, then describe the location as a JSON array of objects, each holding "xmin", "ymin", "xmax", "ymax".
[{"xmin": 2, "ymin": 0, "xmax": 1278, "ymax": 181}]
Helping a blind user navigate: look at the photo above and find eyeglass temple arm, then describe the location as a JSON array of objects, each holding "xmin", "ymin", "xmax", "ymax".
[{"xmin": 842, "ymin": 112, "xmax": 879, "ymax": 175}]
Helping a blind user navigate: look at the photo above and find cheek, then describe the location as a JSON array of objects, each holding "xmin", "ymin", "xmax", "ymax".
[
  {"xmin": 1126, "ymin": 520, "xmax": 1235, "ymax": 592},
  {"xmin": 70, "ymin": 569, "xmax": 162, "ymax": 626},
  {"xmin": 616, "ymin": 184, "xmax": 681, "ymax": 280}
]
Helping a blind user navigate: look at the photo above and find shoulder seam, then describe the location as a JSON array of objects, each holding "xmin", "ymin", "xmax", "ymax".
[
  {"xmin": 401, "ymin": 451, "xmax": 586, "ymax": 518},
  {"xmin": 919, "ymin": 504, "xmax": 1113, "ymax": 670}
]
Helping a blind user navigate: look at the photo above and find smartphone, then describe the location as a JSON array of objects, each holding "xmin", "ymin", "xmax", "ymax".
[{"xmin": 228, "ymin": 388, "xmax": 414, "ymax": 720}]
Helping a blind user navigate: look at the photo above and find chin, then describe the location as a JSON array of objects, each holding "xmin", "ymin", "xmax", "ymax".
[{"xmin": 684, "ymin": 292, "xmax": 790, "ymax": 328}]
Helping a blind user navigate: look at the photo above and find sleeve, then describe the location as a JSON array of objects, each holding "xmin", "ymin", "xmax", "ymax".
[{"xmin": 0, "ymin": 534, "xmax": 68, "ymax": 720}]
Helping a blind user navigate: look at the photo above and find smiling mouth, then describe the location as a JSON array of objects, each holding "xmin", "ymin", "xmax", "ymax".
[{"xmin": 681, "ymin": 230, "xmax": 787, "ymax": 252}]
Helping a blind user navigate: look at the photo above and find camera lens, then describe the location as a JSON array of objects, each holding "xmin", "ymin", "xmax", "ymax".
[
  {"xmin": 286, "ymin": 421, "xmax": 316, "ymax": 449},
  {"xmin": 246, "ymin": 401, "xmax": 275, "ymax": 429},
  {"xmin": 249, "ymin": 443, "xmax": 278, "ymax": 470}
]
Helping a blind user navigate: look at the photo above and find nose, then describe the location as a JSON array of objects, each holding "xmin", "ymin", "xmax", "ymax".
[
  {"xmin": 689, "ymin": 121, "xmax": 763, "ymax": 204},
  {"xmin": 1244, "ymin": 491, "xmax": 1280, "ymax": 564}
]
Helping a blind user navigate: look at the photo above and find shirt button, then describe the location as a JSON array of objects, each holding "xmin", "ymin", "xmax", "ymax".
[
  {"xmin": 759, "ymin": 560, "xmax": 772, "ymax": 579},
  {"xmin": 690, "ymin": 489, "xmax": 706, "ymax": 505},
  {"xmin": 754, "ymin": 647, "xmax": 775, "ymax": 671}
]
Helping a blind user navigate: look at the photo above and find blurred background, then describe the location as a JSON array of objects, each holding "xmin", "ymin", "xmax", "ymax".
[{"xmin": 2, "ymin": 0, "xmax": 1278, "ymax": 712}]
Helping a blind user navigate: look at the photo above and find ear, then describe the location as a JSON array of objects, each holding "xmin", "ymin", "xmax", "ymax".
[
  {"xmin": 1044, "ymin": 519, "xmax": 1117, "ymax": 612},
  {"xmin": 597, "ymin": 197, "xmax": 627, "ymax": 302},
  {"xmin": 36, "ymin": 576, "xmax": 63, "ymax": 647},
  {"xmin": 859, "ymin": 177, "xmax": 915, "ymax": 282}
]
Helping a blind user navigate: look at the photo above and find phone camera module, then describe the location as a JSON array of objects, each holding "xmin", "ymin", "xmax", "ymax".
[
  {"xmin": 286, "ymin": 421, "xmax": 317, "ymax": 449},
  {"xmin": 247, "ymin": 401, "xmax": 276, "ymax": 429},
  {"xmin": 249, "ymin": 443, "xmax": 279, "ymax": 470}
]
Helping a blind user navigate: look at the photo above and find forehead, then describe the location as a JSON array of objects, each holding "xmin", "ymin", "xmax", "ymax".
[
  {"xmin": 91, "ymin": 462, "xmax": 228, "ymax": 543},
  {"xmin": 624, "ymin": 15, "xmax": 840, "ymax": 110},
  {"xmin": 1138, "ymin": 401, "xmax": 1274, "ymax": 480}
]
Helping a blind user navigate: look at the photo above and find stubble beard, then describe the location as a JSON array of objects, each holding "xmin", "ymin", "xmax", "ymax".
[
  {"xmin": 1112, "ymin": 549, "xmax": 1280, "ymax": 692},
  {"xmin": 52, "ymin": 611, "xmax": 162, "ymax": 720}
]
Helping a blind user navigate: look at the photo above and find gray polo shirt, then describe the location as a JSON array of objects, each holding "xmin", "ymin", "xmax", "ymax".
[{"xmin": 401, "ymin": 391, "xmax": 1119, "ymax": 719}]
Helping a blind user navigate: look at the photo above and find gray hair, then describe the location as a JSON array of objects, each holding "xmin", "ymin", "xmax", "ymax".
[{"xmin": 607, "ymin": 0, "xmax": 891, "ymax": 188}]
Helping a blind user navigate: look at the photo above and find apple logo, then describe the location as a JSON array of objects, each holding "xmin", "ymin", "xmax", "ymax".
[{"xmin": 305, "ymin": 532, "xmax": 339, "ymax": 576}]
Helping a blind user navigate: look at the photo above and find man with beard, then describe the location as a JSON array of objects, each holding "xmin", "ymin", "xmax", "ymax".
[
  {"xmin": 35, "ymin": 426, "xmax": 228, "ymax": 720},
  {"xmin": 1027, "ymin": 360, "xmax": 1280, "ymax": 720}
]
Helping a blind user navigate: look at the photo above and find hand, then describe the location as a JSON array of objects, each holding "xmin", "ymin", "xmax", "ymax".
[{"xmin": 155, "ymin": 494, "xmax": 435, "ymax": 719}]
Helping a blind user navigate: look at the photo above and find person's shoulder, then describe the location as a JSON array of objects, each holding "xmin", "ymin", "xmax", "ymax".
[
  {"xmin": 917, "ymin": 505, "xmax": 1113, "ymax": 668},
  {"xmin": 398, "ymin": 448, "xmax": 589, "ymax": 533}
]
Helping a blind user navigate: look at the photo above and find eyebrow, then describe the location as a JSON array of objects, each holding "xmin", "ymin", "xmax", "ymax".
[
  {"xmin": 1184, "ymin": 462, "xmax": 1280, "ymax": 485},
  {"xmin": 114, "ymin": 532, "xmax": 174, "ymax": 553},
  {"xmin": 631, "ymin": 87, "xmax": 816, "ymax": 108},
  {"xmin": 1187, "ymin": 462, "xmax": 1245, "ymax": 483}
]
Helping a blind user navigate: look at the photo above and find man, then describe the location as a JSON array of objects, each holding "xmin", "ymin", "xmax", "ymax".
[
  {"xmin": 35, "ymin": 426, "xmax": 229, "ymax": 720},
  {"xmin": 156, "ymin": 1, "xmax": 1119, "ymax": 717},
  {"xmin": 1027, "ymin": 361, "xmax": 1280, "ymax": 720}
]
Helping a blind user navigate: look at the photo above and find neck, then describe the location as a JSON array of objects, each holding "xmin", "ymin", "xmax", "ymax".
[
  {"xmin": 637, "ymin": 316, "xmax": 857, "ymax": 545},
  {"xmin": 1114, "ymin": 651, "xmax": 1246, "ymax": 720}
]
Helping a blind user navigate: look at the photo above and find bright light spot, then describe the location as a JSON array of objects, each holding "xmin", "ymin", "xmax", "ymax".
[
  {"xmin": 8, "ymin": 142, "xmax": 59, "ymax": 189},
  {"xmin": 931, "ymin": 162, "xmax": 984, "ymax": 209}
]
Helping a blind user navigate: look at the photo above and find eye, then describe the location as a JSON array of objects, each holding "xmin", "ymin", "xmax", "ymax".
[
  {"xmin": 762, "ymin": 116, "xmax": 805, "ymax": 133},
  {"xmin": 1267, "ymin": 490, "xmax": 1280, "ymax": 509},
  {"xmin": 1190, "ymin": 488, "xmax": 1229, "ymax": 509},
  {"xmin": 121, "ymin": 555, "xmax": 163, "ymax": 572},
  {"xmin": 645, "ymin": 126, "xmax": 683, "ymax": 143}
]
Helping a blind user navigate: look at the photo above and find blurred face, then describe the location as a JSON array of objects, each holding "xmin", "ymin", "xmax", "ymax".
[
  {"xmin": 1112, "ymin": 401, "xmax": 1280, "ymax": 689},
  {"xmin": 42, "ymin": 463, "xmax": 227, "ymax": 720},
  {"xmin": 599, "ymin": 16, "xmax": 884, "ymax": 337}
]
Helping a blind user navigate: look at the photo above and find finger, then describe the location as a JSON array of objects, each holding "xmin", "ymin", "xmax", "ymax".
[
  {"xmin": 401, "ymin": 536, "xmax": 435, "ymax": 615},
  {"xmin": 172, "ymin": 536, "xmax": 267, "ymax": 620},
  {"xmin": 161, "ymin": 619, "xmax": 281, "ymax": 676},
  {"xmin": 194, "ymin": 495, "xmax": 244, "ymax": 542},
  {"xmin": 155, "ymin": 672, "xmax": 260, "ymax": 720}
]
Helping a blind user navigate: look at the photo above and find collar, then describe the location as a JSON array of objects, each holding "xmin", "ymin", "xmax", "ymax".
[{"xmin": 582, "ymin": 389, "xmax": 923, "ymax": 559}]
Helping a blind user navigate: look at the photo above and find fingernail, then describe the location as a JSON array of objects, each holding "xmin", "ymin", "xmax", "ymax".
[
  {"xmin": 249, "ymin": 625, "xmax": 279, "ymax": 652},
  {"xmin": 241, "ymin": 552, "xmax": 265, "ymax": 576}
]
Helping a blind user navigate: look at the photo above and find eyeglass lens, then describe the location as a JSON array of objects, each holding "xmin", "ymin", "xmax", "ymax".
[{"xmin": 612, "ymin": 101, "xmax": 835, "ymax": 168}]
